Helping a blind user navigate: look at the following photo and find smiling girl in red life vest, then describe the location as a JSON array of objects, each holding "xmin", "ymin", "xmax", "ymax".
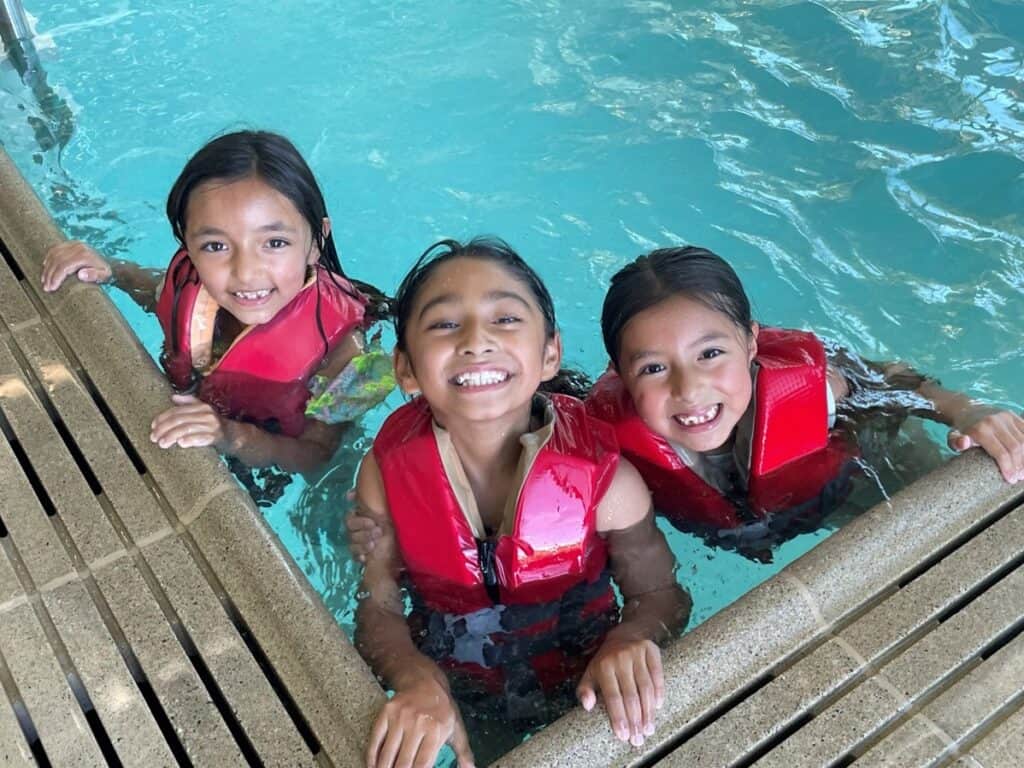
[
  {"xmin": 41, "ymin": 131, "xmax": 391, "ymax": 474},
  {"xmin": 586, "ymin": 246, "xmax": 1024, "ymax": 551},
  {"xmin": 352, "ymin": 238, "xmax": 690, "ymax": 768}
]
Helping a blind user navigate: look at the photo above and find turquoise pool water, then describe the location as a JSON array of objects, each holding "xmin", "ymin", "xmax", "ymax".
[{"xmin": 3, "ymin": 0, "xmax": 1022, "ymax": 644}]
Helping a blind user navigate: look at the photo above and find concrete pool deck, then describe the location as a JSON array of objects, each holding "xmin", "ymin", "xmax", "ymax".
[{"xmin": 2, "ymin": 146, "xmax": 1022, "ymax": 766}]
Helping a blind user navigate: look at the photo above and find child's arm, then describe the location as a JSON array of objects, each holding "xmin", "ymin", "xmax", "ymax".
[
  {"xmin": 42, "ymin": 241, "xmax": 163, "ymax": 313},
  {"xmin": 828, "ymin": 358, "xmax": 1024, "ymax": 484},
  {"xmin": 149, "ymin": 333, "xmax": 367, "ymax": 474},
  {"xmin": 353, "ymin": 454, "xmax": 476, "ymax": 768},
  {"xmin": 580, "ymin": 459, "xmax": 692, "ymax": 747}
]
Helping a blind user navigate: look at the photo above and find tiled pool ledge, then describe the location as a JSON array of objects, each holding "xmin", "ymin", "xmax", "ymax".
[
  {"xmin": 498, "ymin": 430, "xmax": 1023, "ymax": 765},
  {"xmin": 0, "ymin": 148, "xmax": 385, "ymax": 764},
  {"xmin": 3, "ymin": 148, "xmax": 1022, "ymax": 767}
]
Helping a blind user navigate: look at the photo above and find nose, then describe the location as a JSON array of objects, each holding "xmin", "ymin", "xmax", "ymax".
[
  {"xmin": 456, "ymin": 318, "xmax": 494, "ymax": 356},
  {"xmin": 231, "ymin": 245, "xmax": 261, "ymax": 282},
  {"xmin": 669, "ymin": 367, "xmax": 699, "ymax": 403}
]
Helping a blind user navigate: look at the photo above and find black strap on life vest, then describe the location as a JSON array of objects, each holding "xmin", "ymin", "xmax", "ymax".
[{"xmin": 477, "ymin": 538, "xmax": 501, "ymax": 604}]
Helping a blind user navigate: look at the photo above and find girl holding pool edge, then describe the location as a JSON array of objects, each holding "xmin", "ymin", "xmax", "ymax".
[
  {"xmin": 353, "ymin": 238, "xmax": 690, "ymax": 768},
  {"xmin": 588, "ymin": 245, "xmax": 1024, "ymax": 555},
  {"xmin": 42, "ymin": 130, "xmax": 393, "ymax": 475}
]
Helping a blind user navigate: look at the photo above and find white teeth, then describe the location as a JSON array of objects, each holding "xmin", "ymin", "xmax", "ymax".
[
  {"xmin": 234, "ymin": 289, "xmax": 271, "ymax": 300},
  {"xmin": 675, "ymin": 404, "xmax": 720, "ymax": 426},
  {"xmin": 454, "ymin": 370, "xmax": 509, "ymax": 387}
]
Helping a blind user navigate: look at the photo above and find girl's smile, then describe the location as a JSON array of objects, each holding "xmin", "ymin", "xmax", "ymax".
[
  {"xmin": 450, "ymin": 366, "xmax": 512, "ymax": 388},
  {"xmin": 183, "ymin": 176, "xmax": 321, "ymax": 326},
  {"xmin": 617, "ymin": 294, "xmax": 758, "ymax": 454}
]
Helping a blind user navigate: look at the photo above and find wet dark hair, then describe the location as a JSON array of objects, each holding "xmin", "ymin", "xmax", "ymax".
[
  {"xmin": 165, "ymin": 129, "xmax": 390, "ymax": 319},
  {"xmin": 602, "ymin": 246, "xmax": 753, "ymax": 369},
  {"xmin": 394, "ymin": 237, "xmax": 591, "ymax": 399}
]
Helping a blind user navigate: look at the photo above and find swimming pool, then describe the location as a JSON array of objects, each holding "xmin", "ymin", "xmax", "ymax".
[{"xmin": 3, "ymin": 0, "xmax": 1022, "ymax": 676}]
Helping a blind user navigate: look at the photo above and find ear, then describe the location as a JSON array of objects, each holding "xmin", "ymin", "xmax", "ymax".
[
  {"xmin": 747, "ymin": 321, "xmax": 759, "ymax": 363},
  {"xmin": 540, "ymin": 331, "xmax": 563, "ymax": 382},
  {"xmin": 321, "ymin": 217, "xmax": 332, "ymax": 240},
  {"xmin": 393, "ymin": 348, "xmax": 421, "ymax": 395}
]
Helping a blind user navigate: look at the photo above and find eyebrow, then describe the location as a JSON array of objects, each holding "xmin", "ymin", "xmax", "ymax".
[
  {"xmin": 417, "ymin": 289, "xmax": 533, "ymax": 321},
  {"xmin": 190, "ymin": 222, "xmax": 298, "ymax": 237},
  {"xmin": 626, "ymin": 331, "xmax": 732, "ymax": 363}
]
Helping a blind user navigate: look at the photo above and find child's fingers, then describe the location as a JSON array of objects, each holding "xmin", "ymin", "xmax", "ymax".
[
  {"xmin": 41, "ymin": 243, "xmax": 109, "ymax": 291},
  {"xmin": 174, "ymin": 431, "xmax": 219, "ymax": 449},
  {"xmin": 366, "ymin": 712, "xmax": 385, "ymax": 765},
  {"xmin": 346, "ymin": 514, "xmax": 381, "ymax": 535},
  {"xmin": 450, "ymin": 717, "xmax": 476, "ymax": 768},
  {"xmin": 365, "ymin": 713, "xmax": 390, "ymax": 767},
  {"xmin": 598, "ymin": 666, "xmax": 629, "ymax": 743},
  {"xmin": 41, "ymin": 257, "xmax": 84, "ymax": 292},
  {"xmin": 393, "ymin": 728, "xmax": 427, "ymax": 768},
  {"xmin": 413, "ymin": 729, "xmax": 444, "ymax": 768},
  {"xmin": 646, "ymin": 642, "xmax": 665, "ymax": 710},
  {"xmin": 150, "ymin": 401, "xmax": 215, "ymax": 434},
  {"xmin": 949, "ymin": 412, "xmax": 1024, "ymax": 483},
  {"xmin": 153, "ymin": 423, "xmax": 217, "ymax": 449},
  {"xmin": 965, "ymin": 417, "xmax": 1024, "ymax": 483},
  {"xmin": 614, "ymin": 662, "xmax": 645, "ymax": 746},
  {"xmin": 373, "ymin": 721, "xmax": 406, "ymax": 768},
  {"xmin": 633, "ymin": 655, "xmax": 657, "ymax": 736},
  {"xmin": 150, "ymin": 410, "xmax": 221, "ymax": 448},
  {"xmin": 946, "ymin": 429, "xmax": 973, "ymax": 452},
  {"xmin": 576, "ymin": 670, "xmax": 597, "ymax": 712}
]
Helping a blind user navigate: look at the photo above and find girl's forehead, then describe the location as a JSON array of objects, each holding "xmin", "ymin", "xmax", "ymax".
[
  {"xmin": 621, "ymin": 294, "xmax": 746, "ymax": 345},
  {"xmin": 186, "ymin": 176, "xmax": 306, "ymax": 226},
  {"xmin": 416, "ymin": 257, "xmax": 535, "ymax": 303}
]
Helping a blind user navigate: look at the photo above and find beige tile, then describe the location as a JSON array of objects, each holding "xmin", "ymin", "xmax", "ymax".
[
  {"xmin": 42, "ymin": 581, "xmax": 174, "ymax": 766},
  {"xmin": 0, "ymin": 601, "xmax": 105, "ymax": 765},
  {"xmin": 93, "ymin": 554, "xmax": 244, "ymax": 764},
  {"xmin": 966, "ymin": 705, "xmax": 1024, "ymax": 768},
  {"xmin": 142, "ymin": 534, "xmax": 316, "ymax": 766},
  {"xmin": 188, "ymin": 490, "xmax": 384, "ymax": 763}
]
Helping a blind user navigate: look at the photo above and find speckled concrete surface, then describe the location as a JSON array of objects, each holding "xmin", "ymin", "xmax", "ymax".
[
  {"xmin": 0, "ymin": 147, "xmax": 384, "ymax": 764},
  {"xmin": 856, "ymin": 633, "xmax": 1024, "ymax": 767},
  {"xmin": 964, "ymin": 705, "xmax": 1024, "ymax": 767}
]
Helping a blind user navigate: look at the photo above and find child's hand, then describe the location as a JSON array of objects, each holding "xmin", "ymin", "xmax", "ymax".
[
  {"xmin": 948, "ymin": 406, "xmax": 1024, "ymax": 484},
  {"xmin": 41, "ymin": 241, "xmax": 112, "ymax": 292},
  {"xmin": 577, "ymin": 633, "xmax": 664, "ymax": 747},
  {"xmin": 366, "ymin": 676, "xmax": 475, "ymax": 768},
  {"xmin": 150, "ymin": 394, "xmax": 230, "ymax": 451},
  {"xmin": 345, "ymin": 494, "xmax": 387, "ymax": 563}
]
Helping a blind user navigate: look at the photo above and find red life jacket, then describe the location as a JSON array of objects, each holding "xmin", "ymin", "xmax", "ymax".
[
  {"xmin": 586, "ymin": 328, "xmax": 857, "ymax": 531},
  {"xmin": 374, "ymin": 393, "xmax": 618, "ymax": 612},
  {"xmin": 155, "ymin": 249, "xmax": 366, "ymax": 438},
  {"xmin": 373, "ymin": 394, "xmax": 620, "ymax": 697}
]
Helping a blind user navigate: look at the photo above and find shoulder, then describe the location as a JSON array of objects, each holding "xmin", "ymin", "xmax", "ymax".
[{"xmin": 595, "ymin": 458, "xmax": 651, "ymax": 533}]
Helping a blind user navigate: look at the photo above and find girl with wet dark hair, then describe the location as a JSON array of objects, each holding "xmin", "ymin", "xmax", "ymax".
[
  {"xmin": 350, "ymin": 237, "xmax": 689, "ymax": 767},
  {"xmin": 588, "ymin": 246, "xmax": 1024, "ymax": 554},
  {"xmin": 42, "ymin": 130, "xmax": 393, "ymax": 474}
]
